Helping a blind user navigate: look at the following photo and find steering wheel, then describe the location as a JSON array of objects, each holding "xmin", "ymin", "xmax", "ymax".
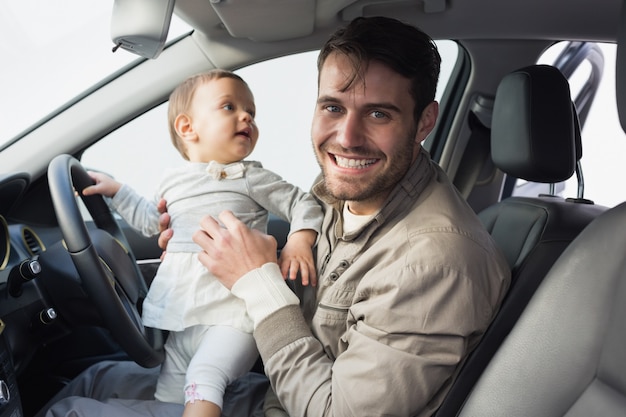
[{"xmin": 47, "ymin": 154, "xmax": 164, "ymax": 368}]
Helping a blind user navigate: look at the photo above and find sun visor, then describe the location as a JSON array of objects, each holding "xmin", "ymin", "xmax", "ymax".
[
  {"xmin": 209, "ymin": 0, "xmax": 315, "ymax": 42},
  {"xmin": 110, "ymin": 0, "xmax": 175, "ymax": 59}
]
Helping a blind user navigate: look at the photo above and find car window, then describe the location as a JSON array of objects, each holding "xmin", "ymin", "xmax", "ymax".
[
  {"xmin": 0, "ymin": 0, "xmax": 192, "ymax": 147},
  {"xmin": 82, "ymin": 42, "xmax": 459, "ymax": 199},
  {"xmin": 512, "ymin": 42, "xmax": 626, "ymax": 208}
]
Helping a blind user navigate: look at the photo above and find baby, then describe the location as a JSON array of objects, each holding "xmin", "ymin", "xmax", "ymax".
[{"xmin": 83, "ymin": 69, "xmax": 322, "ymax": 417}]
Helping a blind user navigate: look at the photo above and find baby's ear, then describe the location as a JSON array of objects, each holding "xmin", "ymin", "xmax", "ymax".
[{"xmin": 175, "ymin": 114, "xmax": 197, "ymax": 142}]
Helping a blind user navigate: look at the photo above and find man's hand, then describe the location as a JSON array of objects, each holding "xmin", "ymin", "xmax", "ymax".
[
  {"xmin": 156, "ymin": 199, "xmax": 172, "ymax": 260},
  {"xmin": 193, "ymin": 210, "xmax": 278, "ymax": 290}
]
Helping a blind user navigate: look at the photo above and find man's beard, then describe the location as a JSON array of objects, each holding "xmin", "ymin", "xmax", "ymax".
[{"xmin": 318, "ymin": 135, "xmax": 416, "ymax": 203}]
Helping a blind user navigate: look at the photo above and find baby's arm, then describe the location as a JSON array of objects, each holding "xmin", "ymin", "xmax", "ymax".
[
  {"xmin": 82, "ymin": 171, "xmax": 122, "ymax": 197},
  {"xmin": 279, "ymin": 229, "xmax": 318, "ymax": 287}
]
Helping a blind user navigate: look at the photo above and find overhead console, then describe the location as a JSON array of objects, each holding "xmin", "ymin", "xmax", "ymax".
[{"xmin": 209, "ymin": 0, "xmax": 315, "ymax": 41}]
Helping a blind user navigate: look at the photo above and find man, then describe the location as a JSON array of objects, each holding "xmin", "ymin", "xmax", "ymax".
[{"xmin": 39, "ymin": 16, "xmax": 510, "ymax": 417}]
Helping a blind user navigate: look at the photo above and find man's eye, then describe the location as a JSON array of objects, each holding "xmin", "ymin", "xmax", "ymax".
[
  {"xmin": 371, "ymin": 110, "xmax": 387, "ymax": 119},
  {"xmin": 325, "ymin": 105, "xmax": 341, "ymax": 113}
]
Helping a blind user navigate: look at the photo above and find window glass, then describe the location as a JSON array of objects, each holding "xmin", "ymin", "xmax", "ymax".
[
  {"xmin": 82, "ymin": 41, "xmax": 459, "ymax": 199},
  {"xmin": 1, "ymin": 0, "xmax": 192, "ymax": 146}
]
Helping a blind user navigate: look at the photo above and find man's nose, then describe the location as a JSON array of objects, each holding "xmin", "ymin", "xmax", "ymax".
[{"xmin": 336, "ymin": 113, "xmax": 364, "ymax": 148}]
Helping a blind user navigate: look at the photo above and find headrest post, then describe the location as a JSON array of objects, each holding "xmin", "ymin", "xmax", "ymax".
[{"xmin": 576, "ymin": 161, "xmax": 585, "ymax": 199}]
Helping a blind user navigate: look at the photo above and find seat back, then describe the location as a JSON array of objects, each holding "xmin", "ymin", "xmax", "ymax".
[
  {"xmin": 457, "ymin": 198, "xmax": 626, "ymax": 417},
  {"xmin": 435, "ymin": 65, "xmax": 608, "ymax": 416},
  {"xmin": 453, "ymin": 3, "xmax": 626, "ymax": 415}
]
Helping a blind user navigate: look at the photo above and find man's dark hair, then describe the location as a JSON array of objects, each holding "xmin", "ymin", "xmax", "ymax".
[{"xmin": 318, "ymin": 16, "xmax": 441, "ymax": 123}]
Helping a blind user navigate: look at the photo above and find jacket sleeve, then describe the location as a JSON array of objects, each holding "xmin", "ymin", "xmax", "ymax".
[
  {"xmin": 251, "ymin": 261, "xmax": 501, "ymax": 417},
  {"xmin": 110, "ymin": 184, "xmax": 160, "ymax": 237}
]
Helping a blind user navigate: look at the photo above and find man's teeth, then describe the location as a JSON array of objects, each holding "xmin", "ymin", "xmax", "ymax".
[{"xmin": 335, "ymin": 156, "xmax": 376, "ymax": 168}]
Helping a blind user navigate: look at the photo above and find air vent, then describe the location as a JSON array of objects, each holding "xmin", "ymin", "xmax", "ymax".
[{"xmin": 21, "ymin": 227, "xmax": 46, "ymax": 256}]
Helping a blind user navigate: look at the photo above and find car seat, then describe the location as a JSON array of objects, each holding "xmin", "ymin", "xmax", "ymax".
[
  {"xmin": 448, "ymin": 4, "xmax": 626, "ymax": 415},
  {"xmin": 435, "ymin": 64, "xmax": 608, "ymax": 416}
]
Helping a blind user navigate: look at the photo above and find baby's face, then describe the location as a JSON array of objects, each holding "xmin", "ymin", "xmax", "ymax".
[{"xmin": 186, "ymin": 77, "xmax": 258, "ymax": 164}]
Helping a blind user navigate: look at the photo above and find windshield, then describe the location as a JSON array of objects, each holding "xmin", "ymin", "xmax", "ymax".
[{"xmin": 0, "ymin": 0, "xmax": 191, "ymax": 148}]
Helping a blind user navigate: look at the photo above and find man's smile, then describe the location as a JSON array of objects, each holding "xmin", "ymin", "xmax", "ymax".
[{"xmin": 332, "ymin": 154, "xmax": 379, "ymax": 169}]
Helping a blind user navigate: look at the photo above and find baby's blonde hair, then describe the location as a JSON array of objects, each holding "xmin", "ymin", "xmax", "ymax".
[{"xmin": 168, "ymin": 69, "xmax": 249, "ymax": 160}]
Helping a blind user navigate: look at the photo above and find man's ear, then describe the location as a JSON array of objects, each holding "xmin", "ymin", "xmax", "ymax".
[
  {"xmin": 415, "ymin": 101, "xmax": 439, "ymax": 144},
  {"xmin": 175, "ymin": 114, "xmax": 197, "ymax": 142}
]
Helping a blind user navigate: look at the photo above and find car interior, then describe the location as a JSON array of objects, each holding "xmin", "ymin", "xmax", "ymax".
[{"xmin": 0, "ymin": 0, "xmax": 625, "ymax": 416}]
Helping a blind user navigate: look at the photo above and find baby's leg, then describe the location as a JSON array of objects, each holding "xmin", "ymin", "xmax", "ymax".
[
  {"xmin": 183, "ymin": 326, "xmax": 258, "ymax": 417},
  {"xmin": 155, "ymin": 330, "xmax": 188, "ymax": 404}
]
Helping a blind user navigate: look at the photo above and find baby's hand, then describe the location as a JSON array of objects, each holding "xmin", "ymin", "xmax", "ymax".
[
  {"xmin": 82, "ymin": 171, "xmax": 122, "ymax": 198},
  {"xmin": 278, "ymin": 229, "xmax": 317, "ymax": 286}
]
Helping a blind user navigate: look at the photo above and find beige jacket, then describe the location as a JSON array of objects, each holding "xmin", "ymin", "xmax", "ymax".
[{"xmin": 247, "ymin": 149, "xmax": 510, "ymax": 416}]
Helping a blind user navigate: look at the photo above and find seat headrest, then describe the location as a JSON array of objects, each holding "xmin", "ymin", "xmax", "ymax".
[
  {"xmin": 617, "ymin": 1, "xmax": 626, "ymax": 132},
  {"xmin": 492, "ymin": 65, "xmax": 576, "ymax": 183}
]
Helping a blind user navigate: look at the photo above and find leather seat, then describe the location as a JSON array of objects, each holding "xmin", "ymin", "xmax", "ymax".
[
  {"xmin": 435, "ymin": 64, "xmax": 608, "ymax": 416},
  {"xmin": 450, "ymin": 4, "xmax": 626, "ymax": 416},
  {"xmin": 457, "ymin": 201, "xmax": 626, "ymax": 416}
]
